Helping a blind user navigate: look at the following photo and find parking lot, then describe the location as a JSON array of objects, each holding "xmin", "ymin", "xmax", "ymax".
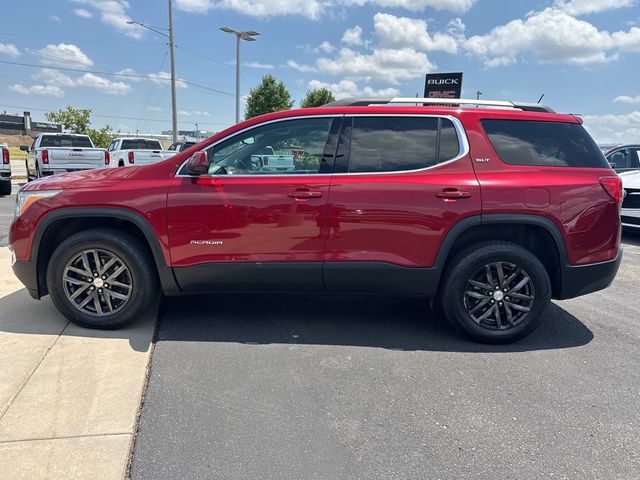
[{"xmin": 1, "ymin": 184, "xmax": 639, "ymax": 479}]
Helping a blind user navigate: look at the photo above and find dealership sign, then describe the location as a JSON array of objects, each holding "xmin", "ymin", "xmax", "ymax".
[{"xmin": 424, "ymin": 72, "xmax": 463, "ymax": 99}]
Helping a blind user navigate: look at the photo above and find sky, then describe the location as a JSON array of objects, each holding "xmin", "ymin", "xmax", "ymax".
[{"xmin": 1, "ymin": 0, "xmax": 639, "ymax": 143}]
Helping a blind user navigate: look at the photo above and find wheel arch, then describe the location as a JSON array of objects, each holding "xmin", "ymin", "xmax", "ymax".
[
  {"xmin": 434, "ymin": 214, "xmax": 567, "ymax": 298},
  {"xmin": 32, "ymin": 208, "xmax": 179, "ymax": 298}
]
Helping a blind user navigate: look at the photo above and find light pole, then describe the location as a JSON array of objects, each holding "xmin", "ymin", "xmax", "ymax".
[
  {"xmin": 194, "ymin": 123, "xmax": 198, "ymax": 141},
  {"xmin": 127, "ymin": 0, "xmax": 178, "ymax": 143},
  {"xmin": 220, "ymin": 27, "xmax": 260, "ymax": 124}
]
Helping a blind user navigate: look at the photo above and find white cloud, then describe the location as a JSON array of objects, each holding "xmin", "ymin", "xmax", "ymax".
[
  {"xmin": 76, "ymin": 73, "xmax": 131, "ymax": 95},
  {"xmin": 582, "ymin": 110, "xmax": 640, "ymax": 143},
  {"xmin": 73, "ymin": 8, "xmax": 93, "ymax": 18},
  {"xmin": 72, "ymin": 0, "xmax": 143, "ymax": 39},
  {"xmin": 316, "ymin": 47, "xmax": 435, "ymax": 84},
  {"xmin": 9, "ymin": 84, "xmax": 65, "ymax": 97},
  {"xmin": 35, "ymin": 43, "xmax": 94, "ymax": 69},
  {"xmin": 287, "ymin": 60, "xmax": 318, "ymax": 73},
  {"xmin": 174, "ymin": 0, "xmax": 475, "ymax": 19},
  {"xmin": 0, "ymin": 43, "xmax": 20, "ymax": 58},
  {"xmin": 244, "ymin": 61, "xmax": 274, "ymax": 69},
  {"xmin": 116, "ymin": 68, "xmax": 143, "ymax": 81},
  {"xmin": 49, "ymin": 15, "xmax": 61, "ymax": 22},
  {"xmin": 148, "ymin": 71, "xmax": 188, "ymax": 88},
  {"xmin": 318, "ymin": 41, "xmax": 335, "ymax": 53},
  {"xmin": 148, "ymin": 106, "xmax": 163, "ymax": 112},
  {"xmin": 342, "ymin": 26, "xmax": 364, "ymax": 46},
  {"xmin": 613, "ymin": 95, "xmax": 640, "ymax": 104},
  {"xmin": 33, "ymin": 68, "xmax": 131, "ymax": 95},
  {"xmin": 465, "ymin": 8, "xmax": 640, "ymax": 67},
  {"xmin": 554, "ymin": 0, "xmax": 635, "ymax": 16},
  {"xmin": 373, "ymin": 12, "xmax": 459, "ymax": 53},
  {"xmin": 308, "ymin": 79, "xmax": 400, "ymax": 100},
  {"xmin": 178, "ymin": 110, "xmax": 211, "ymax": 117}
]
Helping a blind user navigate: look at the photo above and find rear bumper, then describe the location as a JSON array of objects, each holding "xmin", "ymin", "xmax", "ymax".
[
  {"xmin": 11, "ymin": 259, "xmax": 41, "ymax": 299},
  {"xmin": 556, "ymin": 249, "xmax": 623, "ymax": 300},
  {"xmin": 41, "ymin": 165, "xmax": 103, "ymax": 174}
]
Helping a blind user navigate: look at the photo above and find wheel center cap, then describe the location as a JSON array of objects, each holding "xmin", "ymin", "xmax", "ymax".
[
  {"xmin": 493, "ymin": 290, "xmax": 504, "ymax": 301},
  {"xmin": 93, "ymin": 278, "xmax": 104, "ymax": 288}
]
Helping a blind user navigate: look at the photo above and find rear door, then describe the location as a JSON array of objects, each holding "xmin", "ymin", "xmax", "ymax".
[
  {"xmin": 167, "ymin": 115, "xmax": 341, "ymax": 292},
  {"xmin": 323, "ymin": 114, "xmax": 481, "ymax": 295}
]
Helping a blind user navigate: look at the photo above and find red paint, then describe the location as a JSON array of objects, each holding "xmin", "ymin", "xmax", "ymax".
[{"xmin": 10, "ymin": 105, "xmax": 620, "ymax": 274}]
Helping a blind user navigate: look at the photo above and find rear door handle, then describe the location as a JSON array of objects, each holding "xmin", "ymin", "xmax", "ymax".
[
  {"xmin": 436, "ymin": 188, "xmax": 472, "ymax": 199},
  {"xmin": 288, "ymin": 190, "xmax": 323, "ymax": 199}
]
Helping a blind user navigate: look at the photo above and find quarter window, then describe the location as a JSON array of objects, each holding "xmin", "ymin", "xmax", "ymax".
[{"xmin": 482, "ymin": 119, "xmax": 608, "ymax": 168}]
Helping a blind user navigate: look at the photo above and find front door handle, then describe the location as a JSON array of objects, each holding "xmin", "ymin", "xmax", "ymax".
[
  {"xmin": 288, "ymin": 190, "xmax": 323, "ymax": 199},
  {"xmin": 436, "ymin": 188, "xmax": 472, "ymax": 199}
]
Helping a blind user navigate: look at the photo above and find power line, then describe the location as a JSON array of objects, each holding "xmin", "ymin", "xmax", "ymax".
[
  {"xmin": 0, "ymin": 60, "xmax": 235, "ymax": 98},
  {"xmin": 0, "ymin": 31, "xmax": 161, "ymax": 45}
]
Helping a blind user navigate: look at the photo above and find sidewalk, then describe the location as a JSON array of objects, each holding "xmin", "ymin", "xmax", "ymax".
[{"xmin": 0, "ymin": 247, "xmax": 156, "ymax": 479}]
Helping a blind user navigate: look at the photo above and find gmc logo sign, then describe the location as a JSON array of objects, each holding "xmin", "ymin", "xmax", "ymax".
[{"xmin": 424, "ymin": 72, "xmax": 463, "ymax": 99}]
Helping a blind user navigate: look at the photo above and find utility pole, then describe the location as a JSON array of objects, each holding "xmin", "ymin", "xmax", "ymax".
[
  {"xmin": 168, "ymin": 0, "xmax": 178, "ymax": 143},
  {"xmin": 194, "ymin": 123, "xmax": 198, "ymax": 141},
  {"xmin": 476, "ymin": 90, "xmax": 483, "ymax": 100},
  {"xmin": 220, "ymin": 27, "xmax": 260, "ymax": 123}
]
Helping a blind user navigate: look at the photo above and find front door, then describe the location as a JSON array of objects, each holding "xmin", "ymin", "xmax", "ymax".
[{"xmin": 167, "ymin": 116, "xmax": 340, "ymax": 292}]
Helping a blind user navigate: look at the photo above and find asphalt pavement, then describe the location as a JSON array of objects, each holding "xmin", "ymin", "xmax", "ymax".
[{"xmin": 130, "ymin": 232, "xmax": 640, "ymax": 480}]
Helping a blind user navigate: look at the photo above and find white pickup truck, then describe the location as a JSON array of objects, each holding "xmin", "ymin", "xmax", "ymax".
[
  {"xmin": 250, "ymin": 146, "xmax": 295, "ymax": 172},
  {"xmin": 0, "ymin": 144, "xmax": 11, "ymax": 196},
  {"xmin": 107, "ymin": 138, "xmax": 175, "ymax": 167},
  {"xmin": 22, "ymin": 133, "xmax": 108, "ymax": 180}
]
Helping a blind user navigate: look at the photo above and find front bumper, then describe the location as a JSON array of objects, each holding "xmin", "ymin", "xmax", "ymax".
[
  {"xmin": 556, "ymin": 249, "xmax": 623, "ymax": 300},
  {"xmin": 11, "ymin": 259, "xmax": 41, "ymax": 299}
]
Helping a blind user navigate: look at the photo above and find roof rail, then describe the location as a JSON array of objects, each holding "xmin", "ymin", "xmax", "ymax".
[{"xmin": 323, "ymin": 97, "xmax": 555, "ymax": 113}]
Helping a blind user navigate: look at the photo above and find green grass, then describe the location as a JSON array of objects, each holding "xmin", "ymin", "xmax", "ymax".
[{"xmin": 8, "ymin": 147, "xmax": 26, "ymax": 161}]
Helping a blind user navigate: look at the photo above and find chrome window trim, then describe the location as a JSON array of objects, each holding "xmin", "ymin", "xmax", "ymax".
[{"xmin": 175, "ymin": 113, "xmax": 470, "ymax": 178}]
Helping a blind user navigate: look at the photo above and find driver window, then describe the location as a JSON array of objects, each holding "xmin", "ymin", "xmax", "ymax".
[{"xmin": 205, "ymin": 117, "xmax": 334, "ymax": 175}]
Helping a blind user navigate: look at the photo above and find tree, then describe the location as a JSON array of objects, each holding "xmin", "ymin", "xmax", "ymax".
[
  {"xmin": 46, "ymin": 106, "xmax": 114, "ymax": 148},
  {"xmin": 245, "ymin": 75, "xmax": 294, "ymax": 120},
  {"xmin": 300, "ymin": 87, "xmax": 336, "ymax": 108}
]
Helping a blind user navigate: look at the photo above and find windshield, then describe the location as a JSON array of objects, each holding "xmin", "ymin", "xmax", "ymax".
[{"xmin": 121, "ymin": 139, "xmax": 163, "ymax": 150}]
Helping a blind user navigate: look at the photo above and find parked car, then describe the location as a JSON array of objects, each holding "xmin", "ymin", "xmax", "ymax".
[
  {"xmin": 168, "ymin": 141, "xmax": 197, "ymax": 153},
  {"xmin": 619, "ymin": 169, "xmax": 640, "ymax": 230},
  {"xmin": 106, "ymin": 138, "xmax": 175, "ymax": 167},
  {"xmin": 604, "ymin": 144, "xmax": 640, "ymax": 172},
  {"xmin": 9, "ymin": 97, "xmax": 623, "ymax": 343},
  {"xmin": 0, "ymin": 143, "xmax": 11, "ymax": 196},
  {"xmin": 21, "ymin": 134, "xmax": 108, "ymax": 180}
]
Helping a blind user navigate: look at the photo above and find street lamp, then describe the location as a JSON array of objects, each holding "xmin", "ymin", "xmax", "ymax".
[
  {"xmin": 220, "ymin": 27, "xmax": 260, "ymax": 124},
  {"xmin": 126, "ymin": 0, "xmax": 178, "ymax": 143}
]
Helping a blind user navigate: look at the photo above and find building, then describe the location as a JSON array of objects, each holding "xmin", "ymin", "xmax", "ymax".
[{"xmin": 0, "ymin": 111, "xmax": 61, "ymax": 136}]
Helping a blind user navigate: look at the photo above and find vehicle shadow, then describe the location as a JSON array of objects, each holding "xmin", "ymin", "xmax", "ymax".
[
  {"xmin": 622, "ymin": 229, "xmax": 640, "ymax": 247},
  {"xmin": 0, "ymin": 288, "xmax": 154, "ymax": 353},
  {"xmin": 158, "ymin": 294, "xmax": 593, "ymax": 353}
]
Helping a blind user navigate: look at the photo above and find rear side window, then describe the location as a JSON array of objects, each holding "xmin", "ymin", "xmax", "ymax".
[
  {"xmin": 40, "ymin": 135, "xmax": 93, "ymax": 148},
  {"xmin": 121, "ymin": 139, "xmax": 162, "ymax": 150},
  {"xmin": 348, "ymin": 117, "xmax": 439, "ymax": 173},
  {"xmin": 482, "ymin": 120, "xmax": 608, "ymax": 168}
]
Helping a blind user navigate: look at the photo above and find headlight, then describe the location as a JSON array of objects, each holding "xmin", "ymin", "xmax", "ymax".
[{"xmin": 14, "ymin": 190, "xmax": 61, "ymax": 218}]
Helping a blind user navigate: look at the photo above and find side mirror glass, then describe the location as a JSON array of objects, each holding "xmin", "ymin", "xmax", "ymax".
[
  {"xmin": 19, "ymin": 145, "xmax": 30, "ymax": 152},
  {"xmin": 185, "ymin": 151, "xmax": 208, "ymax": 176},
  {"xmin": 242, "ymin": 137, "xmax": 255, "ymax": 145}
]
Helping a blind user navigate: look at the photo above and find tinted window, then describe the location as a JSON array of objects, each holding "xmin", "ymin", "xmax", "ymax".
[
  {"xmin": 482, "ymin": 120, "xmax": 608, "ymax": 168},
  {"xmin": 40, "ymin": 135, "xmax": 93, "ymax": 148},
  {"xmin": 439, "ymin": 119, "xmax": 460, "ymax": 162},
  {"xmin": 348, "ymin": 117, "xmax": 438, "ymax": 173},
  {"xmin": 202, "ymin": 118, "xmax": 333, "ymax": 175},
  {"xmin": 121, "ymin": 139, "xmax": 162, "ymax": 150}
]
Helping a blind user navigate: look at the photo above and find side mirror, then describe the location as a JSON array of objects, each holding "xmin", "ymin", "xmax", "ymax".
[
  {"xmin": 608, "ymin": 162, "xmax": 616, "ymax": 169},
  {"xmin": 19, "ymin": 145, "xmax": 30, "ymax": 152},
  {"xmin": 185, "ymin": 151, "xmax": 208, "ymax": 176}
]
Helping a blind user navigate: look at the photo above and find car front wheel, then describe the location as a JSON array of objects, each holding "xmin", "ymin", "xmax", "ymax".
[
  {"xmin": 440, "ymin": 241, "xmax": 551, "ymax": 343},
  {"xmin": 47, "ymin": 228, "xmax": 158, "ymax": 329}
]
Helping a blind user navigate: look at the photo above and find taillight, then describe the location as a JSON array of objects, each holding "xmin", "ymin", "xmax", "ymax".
[
  {"xmin": 600, "ymin": 176, "xmax": 623, "ymax": 204},
  {"xmin": 41, "ymin": 150, "xmax": 49, "ymax": 164},
  {"xmin": 128, "ymin": 151, "xmax": 134, "ymax": 164},
  {"xmin": 104, "ymin": 151, "xmax": 110, "ymax": 165},
  {"xmin": 2, "ymin": 148, "xmax": 9, "ymax": 164}
]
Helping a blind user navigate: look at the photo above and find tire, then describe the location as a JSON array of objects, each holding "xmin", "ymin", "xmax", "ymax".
[
  {"xmin": 35, "ymin": 163, "xmax": 42, "ymax": 179},
  {"xmin": 46, "ymin": 228, "xmax": 158, "ymax": 329},
  {"xmin": 440, "ymin": 241, "xmax": 551, "ymax": 344},
  {"xmin": 25, "ymin": 160, "xmax": 32, "ymax": 182},
  {"xmin": 0, "ymin": 181, "xmax": 11, "ymax": 196}
]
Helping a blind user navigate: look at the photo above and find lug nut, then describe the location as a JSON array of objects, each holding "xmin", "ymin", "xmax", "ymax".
[
  {"xmin": 499, "ymin": 302, "xmax": 503, "ymax": 306},
  {"xmin": 98, "ymin": 289, "xmax": 103, "ymax": 294},
  {"xmin": 495, "ymin": 286, "xmax": 500, "ymax": 290},
  {"xmin": 102, "ymin": 275, "xmax": 107, "ymax": 280},
  {"xmin": 104, "ymin": 284, "xmax": 109, "ymax": 288},
  {"xmin": 491, "ymin": 300, "xmax": 495, "ymax": 304},
  {"xmin": 93, "ymin": 272, "xmax": 98, "ymax": 277},
  {"xmin": 503, "ymin": 288, "xmax": 508, "ymax": 292},
  {"xmin": 505, "ymin": 296, "xmax": 510, "ymax": 301}
]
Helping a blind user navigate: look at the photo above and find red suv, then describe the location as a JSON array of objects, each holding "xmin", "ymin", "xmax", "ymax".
[{"xmin": 9, "ymin": 98, "xmax": 623, "ymax": 343}]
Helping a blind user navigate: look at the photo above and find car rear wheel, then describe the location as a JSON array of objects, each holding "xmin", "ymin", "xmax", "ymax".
[
  {"xmin": 440, "ymin": 241, "xmax": 551, "ymax": 343},
  {"xmin": 0, "ymin": 180, "xmax": 11, "ymax": 196},
  {"xmin": 47, "ymin": 228, "xmax": 158, "ymax": 329}
]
